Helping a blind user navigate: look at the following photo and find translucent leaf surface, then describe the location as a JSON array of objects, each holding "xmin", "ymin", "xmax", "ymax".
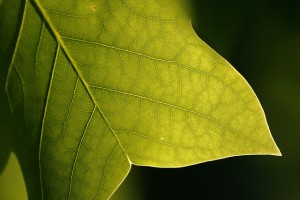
[{"xmin": 0, "ymin": 0, "xmax": 280, "ymax": 199}]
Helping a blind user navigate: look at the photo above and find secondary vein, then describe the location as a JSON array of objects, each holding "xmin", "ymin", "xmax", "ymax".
[
  {"xmin": 32, "ymin": 0, "xmax": 132, "ymax": 182},
  {"xmin": 5, "ymin": 0, "xmax": 28, "ymax": 113},
  {"xmin": 68, "ymin": 106, "xmax": 96, "ymax": 199},
  {"xmin": 40, "ymin": 43, "xmax": 60, "ymax": 200}
]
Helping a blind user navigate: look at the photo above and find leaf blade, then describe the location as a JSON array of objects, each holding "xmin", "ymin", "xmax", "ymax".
[{"xmin": 3, "ymin": 0, "xmax": 280, "ymax": 199}]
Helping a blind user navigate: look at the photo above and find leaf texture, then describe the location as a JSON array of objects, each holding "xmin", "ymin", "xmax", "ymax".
[{"xmin": 1, "ymin": 0, "xmax": 280, "ymax": 199}]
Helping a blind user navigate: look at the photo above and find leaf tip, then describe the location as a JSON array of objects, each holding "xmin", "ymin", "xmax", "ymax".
[
  {"xmin": 267, "ymin": 126, "xmax": 282, "ymax": 157},
  {"xmin": 264, "ymin": 134, "xmax": 282, "ymax": 157},
  {"xmin": 270, "ymin": 143, "xmax": 282, "ymax": 157}
]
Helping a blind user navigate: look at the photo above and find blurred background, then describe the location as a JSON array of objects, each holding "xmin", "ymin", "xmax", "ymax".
[{"xmin": 1, "ymin": 0, "xmax": 299, "ymax": 199}]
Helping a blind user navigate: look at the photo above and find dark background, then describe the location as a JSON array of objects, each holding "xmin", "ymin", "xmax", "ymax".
[{"xmin": 115, "ymin": 0, "xmax": 300, "ymax": 199}]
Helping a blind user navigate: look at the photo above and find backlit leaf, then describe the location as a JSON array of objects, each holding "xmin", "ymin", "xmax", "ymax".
[{"xmin": 0, "ymin": 0, "xmax": 280, "ymax": 199}]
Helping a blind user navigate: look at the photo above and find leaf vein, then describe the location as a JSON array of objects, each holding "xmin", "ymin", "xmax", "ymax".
[
  {"xmin": 94, "ymin": 144, "xmax": 120, "ymax": 200},
  {"xmin": 5, "ymin": 0, "xmax": 28, "ymax": 111},
  {"xmin": 67, "ymin": 105, "xmax": 96, "ymax": 199},
  {"xmin": 88, "ymin": 84, "xmax": 265, "ymax": 146},
  {"xmin": 39, "ymin": 43, "xmax": 60, "ymax": 199},
  {"xmin": 60, "ymin": 35, "xmax": 245, "ymax": 101},
  {"xmin": 33, "ymin": 0, "xmax": 132, "ymax": 176}
]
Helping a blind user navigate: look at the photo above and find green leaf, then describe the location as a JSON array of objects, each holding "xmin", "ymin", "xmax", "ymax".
[
  {"xmin": 0, "ymin": 0, "xmax": 23, "ymax": 174},
  {"xmin": 1, "ymin": 0, "xmax": 280, "ymax": 199},
  {"xmin": 0, "ymin": 153, "xmax": 27, "ymax": 200}
]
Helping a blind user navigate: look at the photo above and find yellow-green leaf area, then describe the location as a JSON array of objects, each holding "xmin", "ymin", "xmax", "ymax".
[{"xmin": 1, "ymin": 0, "xmax": 280, "ymax": 199}]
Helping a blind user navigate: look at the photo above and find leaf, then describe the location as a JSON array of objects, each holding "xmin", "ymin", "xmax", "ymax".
[
  {"xmin": 1, "ymin": 0, "xmax": 281, "ymax": 199},
  {"xmin": 0, "ymin": 0, "xmax": 23, "ymax": 174},
  {"xmin": 0, "ymin": 153, "xmax": 27, "ymax": 200}
]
